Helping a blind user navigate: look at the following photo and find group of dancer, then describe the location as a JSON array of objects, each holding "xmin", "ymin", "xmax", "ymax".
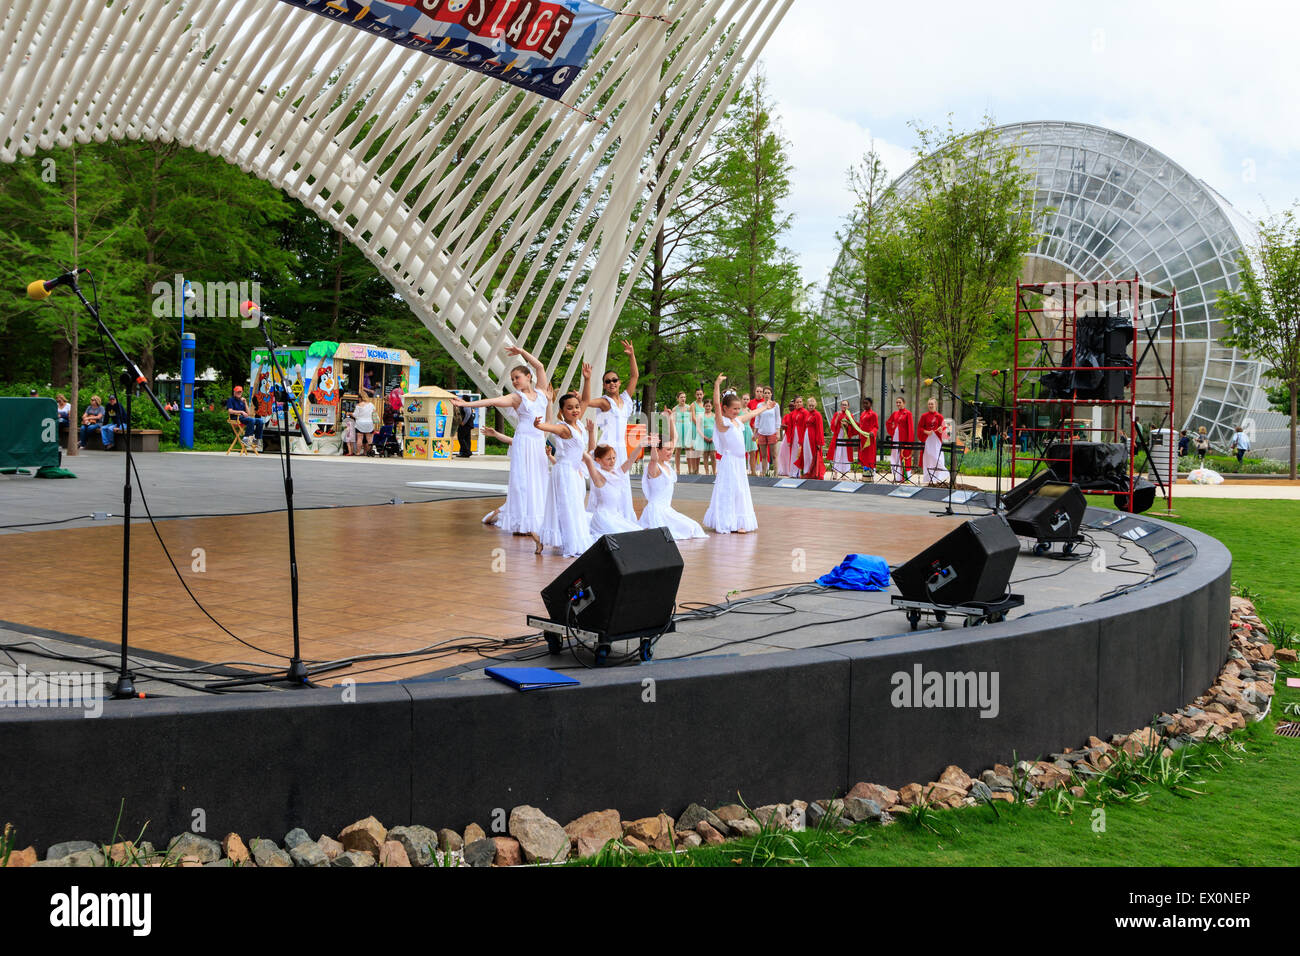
[
  {"xmin": 451, "ymin": 345, "xmax": 777, "ymax": 558},
  {"xmin": 823, "ymin": 395, "xmax": 952, "ymax": 484}
]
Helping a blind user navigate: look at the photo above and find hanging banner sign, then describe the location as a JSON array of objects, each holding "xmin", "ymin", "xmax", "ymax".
[{"xmin": 279, "ymin": 0, "xmax": 618, "ymax": 101}]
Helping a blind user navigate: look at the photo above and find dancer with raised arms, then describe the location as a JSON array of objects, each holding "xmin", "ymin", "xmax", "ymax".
[
  {"xmin": 533, "ymin": 393, "xmax": 597, "ymax": 557},
  {"xmin": 583, "ymin": 423, "xmax": 645, "ymax": 538},
  {"xmin": 703, "ymin": 374, "xmax": 775, "ymax": 534},
  {"xmin": 451, "ymin": 345, "xmax": 550, "ymax": 536},
  {"xmin": 639, "ymin": 412, "xmax": 707, "ymax": 541},
  {"xmin": 580, "ymin": 342, "xmax": 639, "ymax": 521}
]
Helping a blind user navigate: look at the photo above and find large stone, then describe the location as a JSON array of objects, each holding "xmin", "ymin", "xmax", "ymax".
[
  {"xmin": 622, "ymin": 816, "xmax": 663, "ymax": 845},
  {"xmin": 1275, "ymin": 647, "xmax": 1297, "ymax": 662},
  {"xmin": 696, "ymin": 822, "xmax": 726, "ymax": 846},
  {"xmin": 316, "ymin": 836, "xmax": 344, "ymax": 862},
  {"xmin": 970, "ymin": 780, "xmax": 994, "ymax": 802},
  {"xmin": 463, "ymin": 823, "xmax": 486, "ymax": 846},
  {"xmin": 675, "ymin": 803, "xmax": 725, "ymax": 834},
  {"xmin": 283, "ymin": 828, "xmax": 312, "ymax": 851},
  {"xmin": 223, "ymin": 833, "xmax": 251, "ymax": 865},
  {"xmin": 438, "ymin": 829, "xmax": 464, "ymax": 853},
  {"xmin": 938, "ymin": 766, "xmax": 973, "ymax": 791},
  {"xmin": 4, "ymin": 846, "xmax": 37, "ymax": 867},
  {"xmin": 250, "ymin": 839, "xmax": 293, "ymax": 868},
  {"xmin": 509, "ymin": 806, "xmax": 569, "ymax": 864},
  {"xmin": 565, "ymin": 810, "xmax": 622, "ymax": 858},
  {"xmin": 728, "ymin": 818, "xmax": 760, "ymax": 839},
  {"xmin": 921, "ymin": 783, "xmax": 965, "ymax": 809},
  {"xmin": 331, "ymin": 850, "xmax": 376, "ymax": 868},
  {"xmin": 379, "ymin": 841, "xmax": 412, "ymax": 867},
  {"xmin": 753, "ymin": 805, "xmax": 789, "ymax": 831},
  {"xmin": 289, "ymin": 841, "xmax": 330, "ymax": 868},
  {"xmin": 897, "ymin": 783, "xmax": 926, "ymax": 806},
  {"xmin": 167, "ymin": 833, "xmax": 222, "ymax": 864},
  {"xmin": 981, "ymin": 770, "xmax": 1014, "ymax": 790},
  {"xmin": 46, "ymin": 840, "xmax": 97, "ymax": 861},
  {"xmin": 64, "ymin": 849, "xmax": 106, "ymax": 867},
  {"xmin": 492, "ymin": 837, "xmax": 523, "ymax": 867},
  {"xmin": 31, "ymin": 857, "xmax": 73, "ymax": 867},
  {"xmin": 678, "ymin": 832, "xmax": 702, "ymax": 849},
  {"xmin": 842, "ymin": 797, "xmax": 884, "ymax": 823},
  {"xmin": 622, "ymin": 835, "xmax": 649, "ymax": 853},
  {"xmin": 846, "ymin": 782, "xmax": 899, "ymax": 808},
  {"xmin": 388, "ymin": 825, "xmax": 439, "ymax": 867},
  {"xmin": 713, "ymin": 804, "xmax": 748, "ymax": 825},
  {"xmin": 463, "ymin": 839, "xmax": 496, "ymax": 868},
  {"xmin": 338, "ymin": 816, "xmax": 386, "ymax": 858}
]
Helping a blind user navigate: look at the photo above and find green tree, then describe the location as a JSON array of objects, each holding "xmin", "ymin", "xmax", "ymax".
[
  {"xmin": 897, "ymin": 116, "xmax": 1041, "ymax": 418},
  {"xmin": 690, "ymin": 72, "xmax": 804, "ymax": 396},
  {"xmin": 1217, "ymin": 205, "xmax": 1300, "ymax": 478}
]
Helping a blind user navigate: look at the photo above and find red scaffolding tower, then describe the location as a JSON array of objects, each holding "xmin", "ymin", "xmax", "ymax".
[{"xmin": 1011, "ymin": 274, "xmax": 1177, "ymax": 514}]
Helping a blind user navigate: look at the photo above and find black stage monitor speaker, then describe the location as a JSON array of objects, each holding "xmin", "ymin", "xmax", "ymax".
[
  {"xmin": 1001, "ymin": 469, "xmax": 1053, "ymax": 513},
  {"xmin": 541, "ymin": 528, "xmax": 684, "ymax": 638},
  {"xmin": 1006, "ymin": 482, "xmax": 1086, "ymax": 541},
  {"xmin": 891, "ymin": 515, "xmax": 1020, "ymax": 605}
]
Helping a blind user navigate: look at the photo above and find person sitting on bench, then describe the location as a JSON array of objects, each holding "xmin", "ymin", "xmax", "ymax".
[
  {"xmin": 225, "ymin": 385, "xmax": 264, "ymax": 450},
  {"xmin": 78, "ymin": 395, "xmax": 105, "ymax": 448}
]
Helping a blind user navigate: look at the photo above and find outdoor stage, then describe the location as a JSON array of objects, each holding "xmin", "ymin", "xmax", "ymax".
[
  {"xmin": 0, "ymin": 453, "xmax": 1230, "ymax": 850},
  {"xmin": 4, "ymin": 453, "xmax": 1149, "ymax": 686}
]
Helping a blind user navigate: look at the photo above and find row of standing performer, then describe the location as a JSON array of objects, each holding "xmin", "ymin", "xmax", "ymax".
[
  {"xmin": 665, "ymin": 392, "xmax": 951, "ymax": 485},
  {"xmin": 450, "ymin": 344, "xmax": 780, "ymax": 558}
]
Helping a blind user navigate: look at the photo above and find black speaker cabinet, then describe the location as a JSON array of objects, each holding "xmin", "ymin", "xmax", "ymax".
[
  {"xmin": 1001, "ymin": 469, "xmax": 1053, "ymax": 513},
  {"xmin": 891, "ymin": 515, "xmax": 1020, "ymax": 605},
  {"xmin": 541, "ymin": 528, "xmax": 684, "ymax": 638},
  {"xmin": 1117, "ymin": 479, "xmax": 1156, "ymax": 514},
  {"xmin": 1006, "ymin": 482, "xmax": 1086, "ymax": 541}
]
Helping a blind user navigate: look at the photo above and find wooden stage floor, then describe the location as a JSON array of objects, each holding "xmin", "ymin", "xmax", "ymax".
[{"xmin": 0, "ymin": 497, "xmax": 964, "ymax": 684}]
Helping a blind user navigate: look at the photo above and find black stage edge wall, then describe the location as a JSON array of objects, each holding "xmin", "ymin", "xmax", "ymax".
[{"xmin": 0, "ymin": 513, "xmax": 1230, "ymax": 851}]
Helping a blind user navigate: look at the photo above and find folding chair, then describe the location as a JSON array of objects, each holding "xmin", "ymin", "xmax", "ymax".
[{"xmin": 226, "ymin": 416, "xmax": 259, "ymax": 456}]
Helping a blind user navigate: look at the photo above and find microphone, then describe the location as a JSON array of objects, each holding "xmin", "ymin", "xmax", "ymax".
[
  {"xmin": 924, "ymin": 374, "xmax": 944, "ymax": 385},
  {"xmin": 239, "ymin": 300, "xmax": 264, "ymax": 321},
  {"xmin": 26, "ymin": 268, "xmax": 88, "ymax": 300}
]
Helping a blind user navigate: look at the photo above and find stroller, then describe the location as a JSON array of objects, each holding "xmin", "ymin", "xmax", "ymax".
[{"xmin": 373, "ymin": 408, "xmax": 403, "ymax": 458}]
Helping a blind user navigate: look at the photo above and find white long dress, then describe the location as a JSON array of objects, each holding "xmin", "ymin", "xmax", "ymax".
[
  {"xmin": 589, "ymin": 468, "xmax": 642, "ymax": 537},
  {"xmin": 890, "ymin": 424, "xmax": 906, "ymax": 483},
  {"xmin": 587, "ymin": 390, "xmax": 637, "ymax": 520},
  {"xmin": 639, "ymin": 462, "xmax": 706, "ymax": 540},
  {"xmin": 540, "ymin": 422, "xmax": 597, "ymax": 557},
  {"xmin": 922, "ymin": 427, "xmax": 950, "ymax": 484},
  {"xmin": 497, "ymin": 391, "xmax": 550, "ymax": 535},
  {"xmin": 703, "ymin": 416, "xmax": 758, "ymax": 533}
]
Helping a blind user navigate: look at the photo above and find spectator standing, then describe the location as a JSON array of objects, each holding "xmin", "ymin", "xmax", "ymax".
[{"xmin": 1230, "ymin": 424, "xmax": 1251, "ymax": 464}]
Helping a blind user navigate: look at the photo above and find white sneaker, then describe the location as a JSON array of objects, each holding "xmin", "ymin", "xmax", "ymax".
[{"xmin": 241, "ymin": 436, "xmax": 252, "ymax": 447}]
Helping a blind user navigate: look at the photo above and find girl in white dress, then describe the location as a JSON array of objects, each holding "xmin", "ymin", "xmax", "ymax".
[
  {"xmin": 639, "ymin": 410, "xmax": 706, "ymax": 541},
  {"xmin": 450, "ymin": 346, "xmax": 552, "ymax": 537},
  {"xmin": 703, "ymin": 374, "xmax": 776, "ymax": 534},
  {"xmin": 579, "ymin": 345, "xmax": 639, "ymax": 521},
  {"xmin": 534, "ymin": 394, "xmax": 597, "ymax": 557},
  {"xmin": 583, "ymin": 426, "xmax": 645, "ymax": 538}
]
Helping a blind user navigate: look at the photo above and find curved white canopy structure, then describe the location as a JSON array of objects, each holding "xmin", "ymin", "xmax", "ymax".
[{"xmin": 0, "ymin": 0, "xmax": 792, "ymax": 396}]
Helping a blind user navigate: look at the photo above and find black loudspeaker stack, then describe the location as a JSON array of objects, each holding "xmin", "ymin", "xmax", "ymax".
[
  {"xmin": 891, "ymin": 514, "xmax": 1020, "ymax": 605},
  {"xmin": 541, "ymin": 528, "xmax": 684, "ymax": 639}
]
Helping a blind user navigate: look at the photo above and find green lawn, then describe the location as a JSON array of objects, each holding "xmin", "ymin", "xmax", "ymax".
[{"xmin": 588, "ymin": 498, "xmax": 1300, "ymax": 867}]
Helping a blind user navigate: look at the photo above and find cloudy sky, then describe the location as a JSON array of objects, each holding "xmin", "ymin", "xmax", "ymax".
[{"xmin": 761, "ymin": 0, "xmax": 1300, "ymax": 290}]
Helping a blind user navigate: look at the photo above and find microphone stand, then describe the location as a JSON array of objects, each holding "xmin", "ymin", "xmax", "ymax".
[
  {"xmin": 209, "ymin": 312, "xmax": 352, "ymax": 689},
  {"xmin": 65, "ymin": 276, "xmax": 171, "ymax": 700}
]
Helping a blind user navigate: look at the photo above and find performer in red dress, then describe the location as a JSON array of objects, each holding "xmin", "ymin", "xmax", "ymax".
[
  {"xmin": 857, "ymin": 397, "xmax": 878, "ymax": 470},
  {"xmin": 885, "ymin": 396, "xmax": 914, "ymax": 482},
  {"xmin": 805, "ymin": 396, "xmax": 827, "ymax": 479},
  {"xmin": 778, "ymin": 400, "xmax": 797, "ymax": 476},
  {"xmin": 917, "ymin": 397, "xmax": 950, "ymax": 483}
]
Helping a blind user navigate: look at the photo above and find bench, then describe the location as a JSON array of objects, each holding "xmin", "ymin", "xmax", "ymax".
[{"xmin": 83, "ymin": 429, "xmax": 163, "ymax": 452}]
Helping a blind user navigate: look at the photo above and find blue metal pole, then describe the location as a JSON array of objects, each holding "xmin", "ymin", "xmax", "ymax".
[{"xmin": 180, "ymin": 332, "xmax": 196, "ymax": 448}]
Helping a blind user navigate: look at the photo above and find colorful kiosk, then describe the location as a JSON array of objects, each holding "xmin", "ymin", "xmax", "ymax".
[
  {"xmin": 254, "ymin": 341, "xmax": 419, "ymax": 456},
  {"xmin": 403, "ymin": 386, "xmax": 458, "ymax": 460}
]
